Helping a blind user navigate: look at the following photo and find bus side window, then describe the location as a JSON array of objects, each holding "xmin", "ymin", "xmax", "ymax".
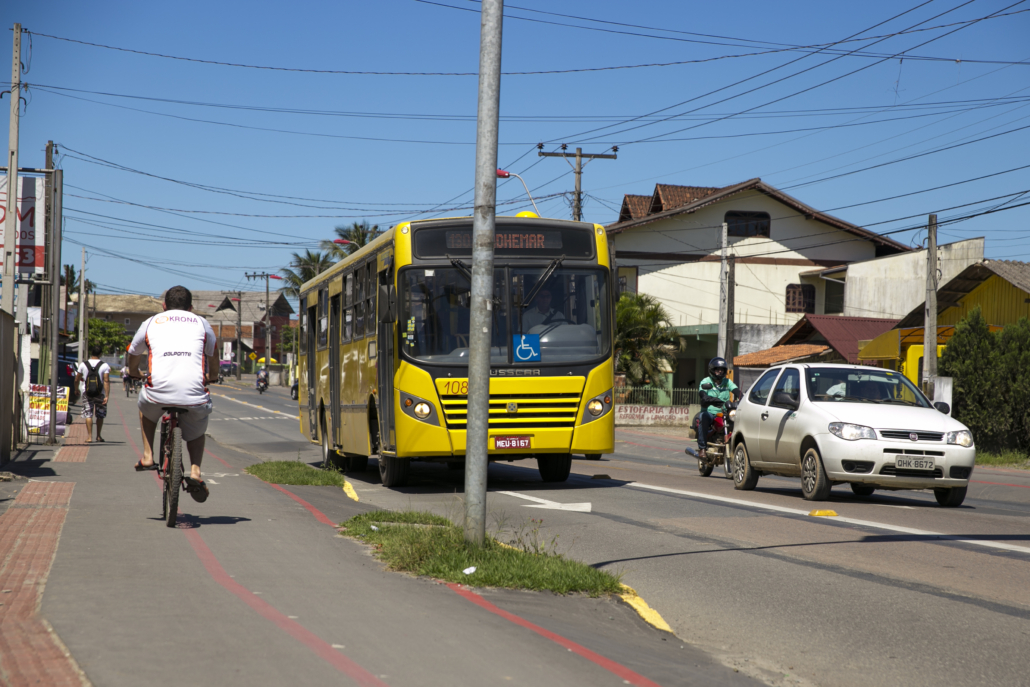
[
  {"xmin": 317, "ymin": 288, "xmax": 328, "ymax": 349},
  {"xmin": 343, "ymin": 307, "xmax": 353, "ymax": 343}
]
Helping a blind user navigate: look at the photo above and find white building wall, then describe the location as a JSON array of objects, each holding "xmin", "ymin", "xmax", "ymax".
[
  {"xmin": 842, "ymin": 238, "xmax": 984, "ymax": 319},
  {"xmin": 613, "ymin": 190, "xmax": 880, "ymax": 326}
]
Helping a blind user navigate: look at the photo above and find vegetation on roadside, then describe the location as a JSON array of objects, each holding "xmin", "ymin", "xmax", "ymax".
[
  {"xmin": 245, "ymin": 460, "xmax": 347, "ymax": 487},
  {"xmin": 614, "ymin": 293, "xmax": 686, "ymax": 388},
  {"xmin": 975, "ymin": 449, "xmax": 1030, "ymax": 469},
  {"xmin": 340, "ymin": 510, "xmax": 622, "ymax": 596}
]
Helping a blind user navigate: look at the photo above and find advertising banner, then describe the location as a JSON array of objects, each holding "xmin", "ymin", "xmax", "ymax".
[
  {"xmin": 223, "ymin": 341, "xmax": 233, "ymax": 361},
  {"xmin": 26, "ymin": 384, "xmax": 69, "ymax": 436},
  {"xmin": 615, "ymin": 403, "xmax": 697, "ymax": 427},
  {"xmin": 0, "ymin": 175, "xmax": 46, "ymax": 274}
]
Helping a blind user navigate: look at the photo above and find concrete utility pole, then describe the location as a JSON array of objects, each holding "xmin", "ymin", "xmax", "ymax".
[
  {"xmin": 246, "ymin": 273, "xmax": 281, "ymax": 370},
  {"xmin": 40, "ymin": 143, "xmax": 54, "ymax": 385},
  {"xmin": 725, "ymin": 254, "xmax": 736, "ymax": 376},
  {"xmin": 77, "ymin": 248, "xmax": 85, "ymax": 364},
  {"xmin": 537, "ymin": 145, "xmax": 617, "ymax": 222},
  {"xmin": 717, "ymin": 221, "xmax": 729, "ymax": 362},
  {"xmin": 923, "ymin": 214, "xmax": 938, "ymax": 396},
  {"xmin": 2, "ymin": 24, "xmax": 22, "ymax": 315},
  {"xmin": 465, "ymin": 0, "xmax": 504, "ymax": 546},
  {"xmin": 48, "ymin": 167, "xmax": 62, "ymax": 444}
]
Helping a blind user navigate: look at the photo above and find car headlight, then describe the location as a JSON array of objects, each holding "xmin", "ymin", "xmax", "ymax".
[
  {"xmin": 587, "ymin": 399, "xmax": 604, "ymax": 416},
  {"xmin": 945, "ymin": 430, "xmax": 974, "ymax": 447},
  {"xmin": 828, "ymin": 422, "xmax": 876, "ymax": 441},
  {"xmin": 413, "ymin": 402, "xmax": 431, "ymax": 419}
]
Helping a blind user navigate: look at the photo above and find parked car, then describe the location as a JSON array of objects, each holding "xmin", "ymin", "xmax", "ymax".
[
  {"xmin": 730, "ymin": 363, "xmax": 975, "ymax": 507},
  {"xmin": 30, "ymin": 356, "xmax": 81, "ymax": 403},
  {"xmin": 219, "ymin": 361, "xmax": 238, "ymax": 377}
]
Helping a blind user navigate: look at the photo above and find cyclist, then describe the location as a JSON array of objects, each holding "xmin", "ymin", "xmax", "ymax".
[
  {"xmin": 128, "ymin": 286, "xmax": 219, "ymax": 503},
  {"xmin": 122, "ymin": 363, "xmax": 133, "ymax": 393}
]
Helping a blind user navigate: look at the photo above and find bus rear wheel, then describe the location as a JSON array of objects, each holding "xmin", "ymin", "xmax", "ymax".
[
  {"xmin": 378, "ymin": 455, "xmax": 410, "ymax": 487},
  {"xmin": 538, "ymin": 454, "xmax": 572, "ymax": 483}
]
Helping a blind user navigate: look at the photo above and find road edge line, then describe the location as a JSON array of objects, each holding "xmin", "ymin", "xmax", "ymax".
[
  {"xmin": 617, "ymin": 585, "xmax": 673, "ymax": 633},
  {"xmin": 630, "ymin": 482, "xmax": 1030, "ymax": 555}
]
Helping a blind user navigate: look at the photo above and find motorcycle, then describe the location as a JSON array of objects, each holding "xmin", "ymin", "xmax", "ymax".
[
  {"xmin": 685, "ymin": 386, "xmax": 740, "ymax": 479},
  {"xmin": 257, "ymin": 377, "xmax": 269, "ymax": 394},
  {"xmin": 290, "ymin": 379, "xmax": 298, "ymax": 401}
]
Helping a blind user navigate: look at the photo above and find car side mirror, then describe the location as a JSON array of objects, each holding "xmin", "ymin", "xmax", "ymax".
[
  {"xmin": 701, "ymin": 383, "xmax": 713, "ymax": 390},
  {"xmin": 933, "ymin": 401, "xmax": 950, "ymax": 415},
  {"xmin": 772, "ymin": 391, "xmax": 799, "ymax": 409}
]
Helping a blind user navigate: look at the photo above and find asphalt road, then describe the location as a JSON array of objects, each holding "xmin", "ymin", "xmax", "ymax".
[
  {"xmin": 198, "ymin": 381, "xmax": 1030, "ymax": 687},
  {"xmin": 3, "ymin": 384, "xmax": 763, "ymax": 687}
]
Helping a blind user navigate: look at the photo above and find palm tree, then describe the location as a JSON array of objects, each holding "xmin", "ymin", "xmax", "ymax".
[
  {"xmin": 321, "ymin": 221, "xmax": 381, "ymax": 260},
  {"xmin": 614, "ymin": 293, "xmax": 686, "ymax": 388},
  {"xmin": 280, "ymin": 250, "xmax": 334, "ymax": 298}
]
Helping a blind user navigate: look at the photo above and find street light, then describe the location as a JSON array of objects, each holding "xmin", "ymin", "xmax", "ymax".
[
  {"xmin": 496, "ymin": 169, "xmax": 540, "ymax": 216},
  {"xmin": 333, "ymin": 239, "xmax": 353, "ymax": 245}
]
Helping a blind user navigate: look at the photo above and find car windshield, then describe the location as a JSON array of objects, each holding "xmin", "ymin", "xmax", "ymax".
[
  {"xmin": 399, "ymin": 265, "xmax": 609, "ymax": 366},
  {"xmin": 805, "ymin": 367, "xmax": 930, "ymax": 407}
]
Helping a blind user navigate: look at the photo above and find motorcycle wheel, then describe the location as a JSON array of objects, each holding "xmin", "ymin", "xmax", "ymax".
[{"xmin": 697, "ymin": 457, "xmax": 714, "ymax": 477}]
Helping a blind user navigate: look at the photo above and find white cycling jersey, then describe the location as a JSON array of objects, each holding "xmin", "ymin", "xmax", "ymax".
[{"xmin": 129, "ymin": 310, "xmax": 216, "ymax": 407}]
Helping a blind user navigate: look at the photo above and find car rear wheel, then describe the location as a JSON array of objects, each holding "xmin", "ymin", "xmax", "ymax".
[
  {"xmin": 733, "ymin": 443, "xmax": 759, "ymax": 491},
  {"xmin": 850, "ymin": 483, "xmax": 876, "ymax": 497},
  {"xmin": 934, "ymin": 486, "xmax": 967, "ymax": 507},
  {"xmin": 801, "ymin": 447, "xmax": 832, "ymax": 501}
]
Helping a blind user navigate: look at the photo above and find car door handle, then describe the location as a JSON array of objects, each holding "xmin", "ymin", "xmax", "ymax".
[{"xmin": 761, "ymin": 411, "xmax": 769, "ymax": 420}]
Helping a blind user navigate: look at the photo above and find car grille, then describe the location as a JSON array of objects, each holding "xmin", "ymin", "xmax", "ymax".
[
  {"xmin": 879, "ymin": 465, "xmax": 944, "ymax": 478},
  {"xmin": 879, "ymin": 430, "xmax": 944, "ymax": 442},
  {"xmin": 439, "ymin": 392, "xmax": 581, "ymax": 430},
  {"xmin": 883, "ymin": 448, "xmax": 944, "ymax": 457}
]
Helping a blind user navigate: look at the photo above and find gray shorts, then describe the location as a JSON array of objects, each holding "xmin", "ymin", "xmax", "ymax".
[{"xmin": 137, "ymin": 397, "xmax": 212, "ymax": 442}]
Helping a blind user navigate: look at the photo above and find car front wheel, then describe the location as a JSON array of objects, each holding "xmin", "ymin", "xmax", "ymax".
[
  {"xmin": 801, "ymin": 447, "xmax": 832, "ymax": 501},
  {"xmin": 934, "ymin": 486, "xmax": 967, "ymax": 507},
  {"xmin": 733, "ymin": 443, "xmax": 759, "ymax": 491}
]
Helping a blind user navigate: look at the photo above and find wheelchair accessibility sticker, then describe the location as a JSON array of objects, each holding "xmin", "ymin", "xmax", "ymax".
[{"xmin": 513, "ymin": 335, "xmax": 541, "ymax": 362}]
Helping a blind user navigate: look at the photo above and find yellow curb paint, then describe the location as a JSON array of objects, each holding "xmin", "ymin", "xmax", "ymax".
[
  {"xmin": 808, "ymin": 509, "xmax": 838, "ymax": 517},
  {"xmin": 618, "ymin": 585, "xmax": 673, "ymax": 633},
  {"xmin": 342, "ymin": 480, "xmax": 359, "ymax": 502},
  {"xmin": 494, "ymin": 539, "xmax": 518, "ymax": 551}
]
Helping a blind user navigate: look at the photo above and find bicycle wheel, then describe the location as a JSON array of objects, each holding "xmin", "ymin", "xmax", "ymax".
[
  {"xmin": 158, "ymin": 422, "xmax": 169, "ymax": 519},
  {"xmin": 165, "ymin": 427, "xmax": 183, "ymax": 528}
]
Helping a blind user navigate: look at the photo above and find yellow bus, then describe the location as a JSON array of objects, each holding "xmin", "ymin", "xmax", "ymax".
[{"xmin": 297, "ymin": 215, "xmax": 615, "ymax": 487}]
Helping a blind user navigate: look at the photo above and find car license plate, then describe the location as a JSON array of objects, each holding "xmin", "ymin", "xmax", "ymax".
[
  {"xmin": 896, "ymin": 457, "xmax": 935, "ymax": 471},
  {"xmin": 494, "ymin": 435, "xmax": 530, "ymax": 449}
]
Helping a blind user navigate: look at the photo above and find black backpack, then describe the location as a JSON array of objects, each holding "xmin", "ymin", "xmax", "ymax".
[{"xmin": 84, "ymin": 361, "xmax": 104, "ymax": 398}]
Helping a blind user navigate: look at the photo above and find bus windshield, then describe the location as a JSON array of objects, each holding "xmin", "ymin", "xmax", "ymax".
[{"xmin": 400, "ymin": 265, "xmax": 609, "ymax": 366}]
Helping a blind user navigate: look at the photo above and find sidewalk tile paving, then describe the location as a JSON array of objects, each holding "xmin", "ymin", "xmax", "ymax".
[{"xmin": 0, "ymin": 482, "xmax": 86, "ymax": 686}]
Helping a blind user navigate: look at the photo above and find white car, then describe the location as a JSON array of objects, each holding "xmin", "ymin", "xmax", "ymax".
[{"xmin": 730, "ymin": 363, "xmax": 975, "ymax": 507}]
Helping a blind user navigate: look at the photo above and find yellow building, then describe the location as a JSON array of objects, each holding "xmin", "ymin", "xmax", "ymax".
[{"xmin": 859, "ymin": 260, "xmax": 1030, "ymax": 382}]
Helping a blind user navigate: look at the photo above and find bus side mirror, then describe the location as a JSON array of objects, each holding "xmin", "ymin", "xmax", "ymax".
[{"xmin": 379, "ymin": 284, "xmax": 396, "ymax": 323}]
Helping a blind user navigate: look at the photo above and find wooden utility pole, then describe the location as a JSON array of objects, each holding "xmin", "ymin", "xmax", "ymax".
[
  {"xmin": 77, "ymin": 248, "xmax": 86, "ymax": 364},
  {"xmin": 221, "ymin": 290, "xmax": 243, "ymax": 380},
  {"xmin": 923, "ymin": 214, "xmax": 938, "ymax": 397},
  {"xmin": 2, "ymin": 24, "xmax": 22, "ymax": 315},
  {"xmin": 717, "ymin": 222, "xmax": 729, "ymax": 362},
  {"xmin": 537, "ymin": 145, "xmax": 617, "ymax": 221},
  {"xmin": 725, "ymin": 254, "xmax": 736, "ymax": 374},
  {"xmin": 245, "ymin": 274, "xmax": 282, "ymax": 370}
]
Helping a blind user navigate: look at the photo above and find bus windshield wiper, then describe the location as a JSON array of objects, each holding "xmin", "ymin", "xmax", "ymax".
[
  {"xmin": 447, "ymin": 256, "xmax": 473, "ymax": 283},
  {"xmin": 520, "ymin": 255, "xmax": 566, "ymax": 309}
]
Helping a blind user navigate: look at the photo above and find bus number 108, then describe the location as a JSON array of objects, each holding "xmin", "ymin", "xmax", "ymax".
[{"xmin": 441, "ymin": 380, "xmax": 469, "ymax": 395}]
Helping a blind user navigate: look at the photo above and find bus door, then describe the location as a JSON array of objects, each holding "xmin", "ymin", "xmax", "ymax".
[
  {"xmin": 306, "ymin": 303, "xmax": 318, "ymax": 439},
  {"xmin": 376, "ymin": 268, "xmax": 397, "ymax": 451},
  {"xmin": 329, "ymin": 294, "xmax": 342, "ymax": 444}
]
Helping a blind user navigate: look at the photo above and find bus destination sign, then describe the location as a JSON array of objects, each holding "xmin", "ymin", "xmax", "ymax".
[
  {"xmin": 445, "ymin": 230, "xmax": 562, "ymax": 251},
  {"xmin": 414, "ymin": 224, "xmax": 594, "ymax": 259}
]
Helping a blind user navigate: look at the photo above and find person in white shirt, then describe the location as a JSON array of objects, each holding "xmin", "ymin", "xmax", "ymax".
[
  {"xmin": 522, "ymin": 289, "xmax": 565, "ymax": 332},
  {"xmin": 73, "ymin": 344, "xmax": 111, "ymax": 443},
  {"xmin": 127, "ymin": 286, "xmax": 219, "ymax": 503}
]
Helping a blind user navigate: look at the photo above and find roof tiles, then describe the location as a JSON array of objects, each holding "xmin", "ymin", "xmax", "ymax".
[{"xmin": 734, "ymin": 344, "xmax": 829, "ymax": 367}]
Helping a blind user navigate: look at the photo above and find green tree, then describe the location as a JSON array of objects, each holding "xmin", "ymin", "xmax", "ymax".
[
  {"xmin": 276, "ymin": 321, "xmax": 298, "ymax": 359},
  {"xmin": 614, "ymin": 293, "xmax": 685, "ymax": 388},
  {"xmin": 321, "ymin": 221, "xmax": 381, "ymax": 260},
  {"xmin": 998, "ymin": 318, "xmax": 1030, "ymax": 451},
  {"xmin": 280, "ymin": 250, "xmax": 334, "ymax": 299},
  {"xmin": 940, "ymin": 307, "xmax": 1007, "ymax": 450},
  {"xmin": 87, "ymin": 318, "xmax": 130, "ymax": 355}
]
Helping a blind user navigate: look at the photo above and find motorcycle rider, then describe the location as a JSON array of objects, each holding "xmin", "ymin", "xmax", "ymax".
[
  {"xmin": 256, "ymin": 367, "xmax": 269, "ymax": 391},
  {"xmin": 696, "ymin": 357, "xmax": 740, "ymax": 459}
]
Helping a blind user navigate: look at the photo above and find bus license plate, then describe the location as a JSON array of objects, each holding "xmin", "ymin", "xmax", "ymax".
[
  {"xmin": 896, "ymin": 457, "xmax": 935, "ymax": 471},
  {"xmin": 494, "ymin": 436, "xmax": 531, "ymax": 449}
]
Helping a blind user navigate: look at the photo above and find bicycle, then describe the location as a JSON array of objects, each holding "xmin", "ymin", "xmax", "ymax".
[{"xmin": 157, "ymin": 407, "xmax": 188, "ymax": 528}]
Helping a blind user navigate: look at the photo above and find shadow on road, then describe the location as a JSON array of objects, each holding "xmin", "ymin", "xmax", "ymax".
[{"xmin": 146, "ymin": 514, "xmax": 252, "ymax": 528}]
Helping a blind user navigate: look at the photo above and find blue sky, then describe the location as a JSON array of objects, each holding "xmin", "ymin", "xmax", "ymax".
[{"xmin": 4, "ymin": 0, "xmax": 1028, "ymax": 303}]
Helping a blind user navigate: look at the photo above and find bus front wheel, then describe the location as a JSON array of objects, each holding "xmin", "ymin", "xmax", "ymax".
[
  {"xmin": 378, "ymin": 455, "xmax": 410, "ymax": 487},
  {"xmin": 538, "ymin": 454, "xmax": 572, "ymax": 483}
]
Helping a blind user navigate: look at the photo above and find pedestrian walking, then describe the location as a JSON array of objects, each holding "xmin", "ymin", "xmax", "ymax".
[{"xmin": 74, "ymin": 344, "xmax": 111, "ymax": 443}]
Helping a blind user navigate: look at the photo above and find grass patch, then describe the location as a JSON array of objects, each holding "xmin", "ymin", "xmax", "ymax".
[
  {"xmin": 976, "ymin": 449, "xmax": 1030, "ymax": 469},
  {"xmin": 245, "ymin": 460, "xmax": 347, "ymax": 487},
  {"xmin": 341, "ymin": 510, "xmax": 622, "ymax": 596}
]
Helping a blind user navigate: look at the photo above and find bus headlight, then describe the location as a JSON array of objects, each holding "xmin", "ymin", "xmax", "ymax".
[
  {"xmin": 398, "ymin": 391, "xmax": 439, "ymax": 426},
  {"xmin": 588, "ymin": 399, "xmax": 604, "ymax": 416},
  {"xmin": 581, "ymin": 389, "xmax": 613, "ymax": 425},
  {"xmin": 413, "ymin": 402, "xmax": 431, "ymax": 419}
]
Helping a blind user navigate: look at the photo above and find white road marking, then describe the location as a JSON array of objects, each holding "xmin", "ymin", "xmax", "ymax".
[
  {"xmin": 211, "ymin": 392, "xmax": 300, "ymax": 419},
  {"xmin": 630, "ymin": 483, "xmax": 1030, "ymax": 555},
  {"xmin": 497, "ymin": 491, "xmax": 592, "ymax": 512}
]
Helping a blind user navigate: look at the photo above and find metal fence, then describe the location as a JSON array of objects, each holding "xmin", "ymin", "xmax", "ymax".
[{"xmin": 618, "ymin": 386, "xmax": 699, "ymax": 407}]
